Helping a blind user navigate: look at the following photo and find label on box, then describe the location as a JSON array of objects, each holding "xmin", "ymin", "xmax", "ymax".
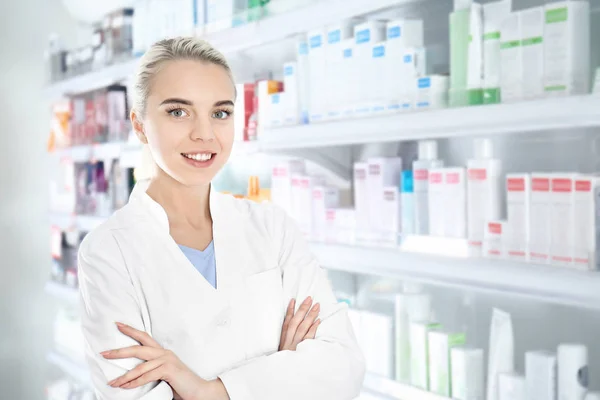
[
  {"xmin": 356, "ymin": 29, "xmax": 371, "ymax": 44},
  {"xmin": 388, "ymin": 26, "xmax": 401, "ymax": 39}
]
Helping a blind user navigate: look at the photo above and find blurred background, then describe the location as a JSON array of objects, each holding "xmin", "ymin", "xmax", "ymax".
[{"xmin": 1, "ymin": 0, "xmax": 600, "ymax": 399}]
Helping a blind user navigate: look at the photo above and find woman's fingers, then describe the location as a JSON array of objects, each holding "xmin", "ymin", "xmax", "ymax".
[
  {"xmin": 279, "ymin": 299, "xmax": 295, "ymax": 351},
  {"xmin": 282, "ymin": 297, "xmax": 313, "ymax": 349},
  {"xmin": 108, "ymin": 358, "xmax": 164, "ymax": 387},
  {"xmin": 101, "ymin": 345, "xmax": 162, "ymax": 361},
  {"xmin": 116, "ymin": 322, "xmax": 161, "ymax": 348},
  {"xmin": 119, "ymin": 362, "xmax": 166, "ymax": 389},
  {"xmin": 292, "ymin": 303, "xmax": 320, "ymax": 345},
  {"xmin": 303, "ymin": 319, "xmax": 321, "ymax": 341}
]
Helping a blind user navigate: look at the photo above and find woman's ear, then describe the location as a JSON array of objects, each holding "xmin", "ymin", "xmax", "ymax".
[{"xmin": 131, "ymin": 110, "xmax": 148, "ymax": 144}]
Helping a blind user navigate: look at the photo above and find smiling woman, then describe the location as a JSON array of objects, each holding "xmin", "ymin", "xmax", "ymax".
[{"xmin": 77, "ymin": 36, "xmax": 365, "ymax": 400}]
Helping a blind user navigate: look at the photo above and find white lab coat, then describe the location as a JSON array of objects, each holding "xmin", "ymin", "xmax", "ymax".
[{"xmin": 78, "ymin": 182, "xmax": 365, "ymax": 400}]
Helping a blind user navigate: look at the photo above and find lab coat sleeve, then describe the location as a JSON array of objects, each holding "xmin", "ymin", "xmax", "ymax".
[
  {"xmin": 78, "ymin": 230, "xmax": 174, "ymax": 400},
  {"xmin": 218, "ymin": 206, "xmax": 366, "ymax": 400}
]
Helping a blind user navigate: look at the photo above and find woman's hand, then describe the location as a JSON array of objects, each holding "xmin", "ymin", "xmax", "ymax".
[
  {"xmin": 279, "ymin": 296, "xmax": 321, "ymax": 351},
  {"xmin": 102, "ymin": 322, "xmax": 229, "ymax": 400}
]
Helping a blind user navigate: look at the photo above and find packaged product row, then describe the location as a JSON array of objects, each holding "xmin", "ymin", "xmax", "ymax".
[
  {"xmin": 49, "ymin": 158, "xmax": 135, "ymax": 216},
  {"xmin": 233, "ymin": 0, "xmax": 598, "ymax": 138},
  {"xmin": 48, "ymin": 85, "xmax": 129, "ymax": 149},
  {"xmin": 46, "ymin": 0, "xmax": 308, "ymax": 82},
  {"xmin": 269, "ymin": 136, "xmax": 600, "ymax": 272},
  {"xmin": 328, "ymin": 271, "xmax": 600, "ymax": 400},
  {"xmin": 50, "ymin": 230, "xmax": 83, "ymax": 289}
]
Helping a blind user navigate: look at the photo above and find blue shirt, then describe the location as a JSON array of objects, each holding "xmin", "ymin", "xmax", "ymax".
[{"xmin": 178, "ymin": 241, "xmax": 217, "ymax": 288}]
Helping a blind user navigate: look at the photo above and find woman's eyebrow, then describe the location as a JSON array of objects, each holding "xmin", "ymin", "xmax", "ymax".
[
  {"xmin": 160, "ymin": 98, "xmax": 194, "ymax": 106},
  {"xmin": 214, "ymin": 100, "xmax": 235, "ymax": 107}
]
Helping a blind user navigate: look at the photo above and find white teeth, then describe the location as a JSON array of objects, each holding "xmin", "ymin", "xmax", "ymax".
[{"xmin": 184, "ymin": 153, "xmax": 213, "ymax": 161}]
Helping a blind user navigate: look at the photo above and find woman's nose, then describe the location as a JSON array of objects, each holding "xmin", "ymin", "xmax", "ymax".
[{"xmin": 190, "ymin": 116, "xmax": 215, "ymax": 141}]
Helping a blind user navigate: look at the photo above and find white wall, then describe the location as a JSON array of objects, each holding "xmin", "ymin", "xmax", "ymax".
[{"xmin": 0, "ymin": 0, "xmax": 79, "ymax": 397}]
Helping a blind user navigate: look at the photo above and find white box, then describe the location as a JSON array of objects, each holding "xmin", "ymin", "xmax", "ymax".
[
  {"xmin": 340, "ymin": 39, "xmax": 356, "ymax": 117},
  {"xmin": 558, "ymin": 343, "xmax": 588, "ymax": 400},
  {"xmin": 381, "ymin": 186, "xmax": 402, "ymax": 244},
  {"xmin": 307, "ymin": 28, "xmax": 327, "ymax": 122},
  {"xmin": 271, "ymin": 160, "xmax": 305, "ymax": 217},
  {"xmin": 428, "ymin": 331, "xmax": 466, "ymax": 396},
  {"xmin": 353, "ymin": 21, "xmax": 386, "ymax": 115},
  {"xmin": 498, "ymin": 373, "xmax": 526, "ymax": 400},
  {"xmin": 506, "ymin": 174, "xmax": 531, "ymax": 262},
  {"xmin": 573, "ymin": 176, "xmax": 600, "ymax": 270},
  {"xmin": 353, "ymin": 163, "xmax": 369, "ymax": 241},
  {"xmin": 326, "ymin": 21, "xmax": 356, "ymax": 119},
  {"xmin": 543, "ymin": 1, "xmax": 591, "ymax": 96},
  {"xmin": 415, "ymin": 76, "xmax": 449, "ymax": 110},
  {"xmin": 296, "ymin": 38, "xmax": 310, "ymax": 124},
  {"xmin": 283, "ymin": 62, "xmax": 300, "ymax": 125},
  {"xmin": 268, "ymin": 92, "xmax": 283, "ymax": 127},
  {"xmin": 500, "ymin": 12, "xmax": 523, "ymax": 102},
  {"xmin": 525, "ymin": 350, "xmax": 557, "ymax": 400},
  {"xmin": 312, "ymin": 186, "xmax": 340, "ymax": 242},
  {"xmin": 386, "ymin": 19, "xmax": 424, "ymax": 48},
  {"xmin": 410, "ymin": 321, "xmax": 442, "ymax": 390},
  {"xmin": 444, "ymin": 168, "xmax": 468, "ymax": 238},
  {"xmin": 485, "ymin": 220, "xmax": 506, "ymax": 259},
  {"xmin": 292, "ymin": 175, "xmax": 325, "ymax": 235},
  {"xmin": 550, "ymin": 175, "xmax": 575, "ymax": 267},
  {"xmin": 451, "ymin": 347, "xmax": 485, "ymax": 400},
  {"xmin": 360, "ymin": 311, "xmax": 394, "ymax": 379},
  {"xmin": 325, "ymin": 207, "xmax": 356, "ymax": 244},
  {"xmin": 428, "ymin": 169, "xmax": 446, "ymax": 237},
  {"xmin": 520, "ymin": 7, "xmax": 545, "ymax": 99},
  {"xmin": 367, "ymin": 158, "xmax": 403, "ymax": 242},
  {"xmin": 371, "ymin": 42, "xmax": 388, "ymax": 113},
  {"xmin": 529, "ymin": 174, "xmax": 552, "ymax": 263}
]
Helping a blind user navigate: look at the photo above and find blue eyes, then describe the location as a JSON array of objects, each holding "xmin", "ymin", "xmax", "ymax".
[
  {"xmin": 166, "ymin": 108, "xmax": 232, "ymax": 120},
  {"xmin": 212, "ymin": 109, "xmax": 232, "ymax": 120},
  {"xmin": 168, "ymin": 109, "xmax": 189, "ymax": 118}
]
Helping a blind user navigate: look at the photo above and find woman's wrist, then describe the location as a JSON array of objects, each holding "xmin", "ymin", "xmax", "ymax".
[{"xmin": 201, "ymin": 378, "xmax": 229, "ymax": 400}]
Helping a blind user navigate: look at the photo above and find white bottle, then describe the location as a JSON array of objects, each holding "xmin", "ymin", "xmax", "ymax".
[
  {"xmin": 467, "ymin": 138, "xmax": 502, "ymax": 255},
  {"xmin": 413, "ymin": 140, "xmax": 443, "ymax": 235},
  {"xmin": 558, "ymin": 343, "xmax": 588, "ymax": 400},
  {"xmin": 401, "ymin": 170, "xmax": 415, "ymax": 236}
]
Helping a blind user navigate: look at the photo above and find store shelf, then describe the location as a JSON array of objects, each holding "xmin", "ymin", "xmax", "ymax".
[
  {"xmin": 45, "ymin": 281, "xmax": 78, "ymax": 304},
  {"xmin": 260, "ymin": 95, "xmax": 600, "ymax": 149},
  {"xmin": 47, "ymin": 351, "xmax": 90, "ymax": 387},
  {"xmin": 44, "ymin": 0, "xmax": 418, "ymax": 99},
  {"xmin": 312, "ymin": 238, "xmax": 600, "ymax": 310},
  {"xmin": 51, "ymin": 142, "xmax": 130, "ymax": 163},
  {"xmin": 49, "ymin": 213, "xmax": 106, "ymax": 232},
  {"xmin": 363, "ymin": 373, "xmax": 449, "ymax": 400}
]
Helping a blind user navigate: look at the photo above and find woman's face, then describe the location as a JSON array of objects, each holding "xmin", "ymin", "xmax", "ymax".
[{"xmin": 134, "ymin": 59, "xmax": 235, "ymax": 187}]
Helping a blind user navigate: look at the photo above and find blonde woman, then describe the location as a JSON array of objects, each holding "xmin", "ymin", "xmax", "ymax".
[{"xmin": 78, "ymin": 37, "xmax": 365, "ymax": 400}]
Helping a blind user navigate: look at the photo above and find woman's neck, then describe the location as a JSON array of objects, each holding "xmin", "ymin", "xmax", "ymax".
[{"xmin": 145, "ymin": 170, "xmax": 212, "ymax": 229}]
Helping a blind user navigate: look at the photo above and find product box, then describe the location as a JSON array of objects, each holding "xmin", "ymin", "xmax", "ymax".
[
  {"xmin": 498, "ymin": 373, "xmax": 526, "ymax": 400},
  {"xmin": 256, "ymin": 80, "xmax": 283, "ymax": 138},
  {"xmin": 558, "ymin": 343, "xmax": 588, "ymax": 400},
  {"xmin": 326, "ymin": 21, "xmax": 356, "ymax": 119},
  {"xmin": 467, "ymin": 153, "xmax": 502, "ymax": 253},
  {"xmin": 353, "ymin": 21, "xmax": 386, "ymax": 115},
  {"xmin": 520, "ymin": 7, "xmax": 545, "ymax": 100},
  {"xmin": 484, "ymin": 220, "xmax": 506, "ymax": 259},
  {"xmin": 386, "ymin": 19, "xmax": 424, "ymax": 48},
  {"xmin": 371, "ymin": 42, "xmax": 388, "ymax": 113},
  {"xmin": 415, "ymin": 76, "xmax": 449, "ymax": 110},
  {"xmin": 325, "ymin": 207, "xmax": 356, "ymax": 244},
  {"xmin": 550, "ymin": 175, "xmax": 575, "ymax": 266},
  {"xmin": 340, "ymin": 39, "xmax": 356, "ymax": 117},
  {"xmin": 466, "ymin": 3, "xmax": 484, "ymax": 105},
  {"xmin": 271, "ymin": 160, "xmax": 306, "ymax": 217},
  {"xmin": 529, "ymin": 174, "xmax": 552, "ymax": 263},
  {"xmin": 428, "ymin": 331, "xmax": 466, "ymax": 396},
  {"xmin": 307, "ymin": 28, "xmax": 327, "ymax": 122},
  {"xmin": 428, "ymin": 169, "xmax": 446, "ymax": 237},
  {"xmin": 282, "ymin": 62, "xmax": 300, "ymax": 125},
  {"xmin": 410, "ymin": 321, "xmax": 442, "ymax": 390},
  {"xmin": 401, "ymin": 170, "xmax": 415, "ymax": 236},
  {"xmin": 414, "ymin": 141, "xmax": 444, "ymax": 235},
  {"xmin": 233, "ymin": 82, "xmax": 255, "ymax": 142},
  {"xmin": 205, "ymin": 0, "xmax": 248, "ymax": 33},
  {"xmin": 500, "ymin": 12, "xmax": 523, "ymax": 102},
  {"xmin": 295, "ymin": 38, "xmax": 310, "ymax": 124},
  {"xmin": 367, "ymin": 158, "xmax": 403, "ymax": 242},
  {"xmin": 353, "ymin": 162, "xmax": 369, "ymax": 242},
  {"xmin": 360, "ymin": 311, "xmax": 394, "ymax": 379},
  {"xmin": 445, "ymin": 168, "xmax": 468, "ymax": 238},
  {"xmin": 106, "ymin": 85, "xmax": 129, "ymax": 142},
  {"xmin": 573, "ymin": 176, "xmax": 600, "ymax": 270},
  {"xmin": 312, "ymin": 186, "xmax": 340, "ymax": 242},
  {"xmin": 449, "ymin": 9, "xmax": 470, "ymax": 107},
  {"xmin": 381, "ymin": 186, "xmax": 401, "ymax": 244},
  {"xmin": 290, "ymin": 175, "xmax": 324, "ymax": 235},
  {"xmin": 506, "ymin": 174, "xmax": 530, "ymax": 261},
  {"xmin": 543, "ymin": 1, "xmax": 591, "ymax": 96},
  {"xmin": 482, "ymin": 0, "xmax": 512, "ymax": 104},
  {"xmin": 451, "ymin": 347, "xmax": 485, "ymax": 400},
  {"xmin": 268, "ymin": 93, "xmax": 283, "ymax": 127},
  {"xmin": 525, "ymin": 350, "xmax": 557, "ymax": 400}
]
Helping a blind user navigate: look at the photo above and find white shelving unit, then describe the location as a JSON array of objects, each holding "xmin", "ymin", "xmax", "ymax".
[
  {"xmin": 362, "ymin": 373, "xmax": 449, "ymax": 400},
  {"xmin": 49, "ymin": 213, "xmax": 106, "ymax": 232},
  {"xmin": 47, "ymin": 351, "xmax": 91, "ymax": 387},
  {"xmin": 45, "ymin": 281, "xmax": 78, "ymax": 304}
]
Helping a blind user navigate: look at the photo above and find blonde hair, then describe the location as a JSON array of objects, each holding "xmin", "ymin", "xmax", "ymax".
[
  {"xmin": 131, "ymin": 37, "xmax": 233, "ymax": 180},
  {"xmin": 132, "ymin": 36, "xmax": 233, "ymax": 116}
]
